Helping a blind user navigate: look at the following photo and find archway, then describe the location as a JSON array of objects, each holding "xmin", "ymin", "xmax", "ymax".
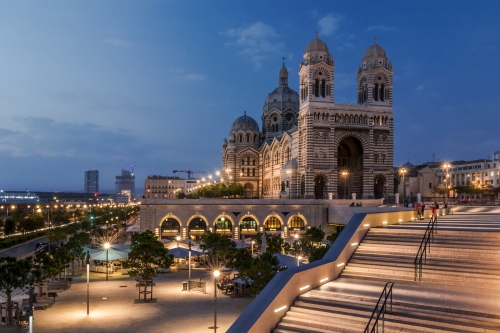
[
  {"xmin": 160, "ymin": 217, "xmax": 181, "ymax": 240},
  {"xmin": 214, "ymin": 216, "xmax": 232, "ymax": 237},
  {"xmin": 188, "ymin": 217, "xmax": 207, "ymax": 241},
  {"xmin": 239, "ymin": 216, "xmax": 258, "ymax": 237},
  {"xmin": 264, "ymin": 216, "xmax": 281, "ymax": 232},
  {"xmin": 374, "ymin": 175, "xmax": 386, "ymax": 199},
  {"xmin": 288, "ymin": 215, "xmax": 306, "ymax": 232},
  {"xmin": 337, "ymin": 137, "xmax": 363, "ymax": 199},
  {"xmin": 244, "ymin": 183, "xmax": 253, "ymax": 198},
  {"xmin": 314, "ymin": 175, "xmax": 327, "ymax": 199}
]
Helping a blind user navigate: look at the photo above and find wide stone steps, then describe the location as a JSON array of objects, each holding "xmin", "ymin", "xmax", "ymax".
[
  {"xmin": 349, "ymin": 255, "xmax": 500, "ymax": 274},
  {"xmin": 275, "ymin": 295, "xmax": 500, "ymax": 333},
  {"xmin": 275, "ymin": 214, "xmax": 500, "ymax": 332}
]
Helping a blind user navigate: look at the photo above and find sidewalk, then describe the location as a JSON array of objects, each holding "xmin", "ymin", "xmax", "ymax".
[{"xmin": 31, "ymin": 267, "xmax": 253, "ymax": 333}]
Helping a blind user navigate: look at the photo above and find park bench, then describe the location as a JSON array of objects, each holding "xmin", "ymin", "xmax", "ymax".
[
  {"xmin": 48, "ymin": 281, "xmax": 70, "ymax": 291},
  {"xmin": 52, "ymin": 277, "xmax": 73, "ymax": 285}
]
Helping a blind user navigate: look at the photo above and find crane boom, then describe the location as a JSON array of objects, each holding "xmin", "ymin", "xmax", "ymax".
[{"xmin": 172, "ymin": 170, "xmax": 208, "ymax": 179}]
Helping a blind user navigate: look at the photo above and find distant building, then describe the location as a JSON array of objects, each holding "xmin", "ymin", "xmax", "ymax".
[
  {"xmin": 116, "ymin": 170, "xmax": 135, "ymax": 199},
  {"xmin": 185, "ymin": 178, "xmax": 213, "ymax": 194},
  {"xmin": 144, "ymin": 175, "xmax": 185, "ymax": 199},
  {"xmin": 0, "ymin": 190, "xmax": 41, "ymax": 204},
  {"xmin": 84, "ymin": 170, "xmax": 99, "ymax": 193}
]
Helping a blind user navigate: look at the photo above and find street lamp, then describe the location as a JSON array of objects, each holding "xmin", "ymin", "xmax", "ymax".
[
  {"xmin": 176, "ymin": 235, "xmax": 181, "ymax": 246},
  {"xmin": 297, "ymin": 255, "xmax": 302, "ymax": 267},
  {"xmin": 399, "ymin": 168, "xmax": 407, "ymax": 207},
  {"xmin": 251, "ymin": 240, "xmax": 255, "ymax": 256},
  {"xmin": 213, "ymin": 270, "xmax": 220, "ymax": 332},
  {"xmin": 86, "ymin": 251, "xmax": 90, "ymax": 315},
  {"xmin": 443, "ymin": 163, "xmax": 451, "ymax": 202},
  {"xmin": 188, "ymin": 241, "xmax": 192, "ymax": 281},
  {"xmin": 104, "ymin": 243, "xmax": 110, "ymax": 281},
  {"xmin": 341, "ymin": 171, "xmax": 348, "ymax": 199}
]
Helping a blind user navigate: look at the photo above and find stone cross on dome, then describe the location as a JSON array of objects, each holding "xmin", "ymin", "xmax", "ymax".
[
  {"xmin": 315, "ymin": 30, "xmax": 319, "ymax": 38},
  {"xmin": 373, "ymin": 36, "xmax": 377, "ymax": 44},
  {"xmin": 282, "ymin": 57, "xmax": 285, "ymax": 66}
]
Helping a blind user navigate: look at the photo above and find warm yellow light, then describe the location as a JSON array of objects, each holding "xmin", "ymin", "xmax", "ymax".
[
  {"xmin": 337, "ymin": 263, "xmax": 345, "ymax": 267},
  {"xmin": 214, "ymin": 270, "xmax": 220, "ymax": 277},
  {"xmin": 298, "ymin": 256, "xmax": 302, "ymax": 260},
  {"xmin": 299, "ymin": 285, "xmax": 310, "ymax": 291},
  {"xmin": 176, "ymin": 236, "xmax": 181, "ymax": 241},
  {"xmin": 294, "ymin": 234, "xmax": 299, "ymax": 239},
  {"xmin": 104, "ymin": 243, "xmax": 110, "ymax": 249}
]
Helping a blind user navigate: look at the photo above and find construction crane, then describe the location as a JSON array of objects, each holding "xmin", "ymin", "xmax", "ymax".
[{"xmin": 173, "ymin": 170, "xmax": 208, "ymax": 179}]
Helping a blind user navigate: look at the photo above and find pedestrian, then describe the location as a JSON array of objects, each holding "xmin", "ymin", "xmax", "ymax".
[{"xmin": 421, "ymin": 204, "xmax": 426, "ymax": 220}]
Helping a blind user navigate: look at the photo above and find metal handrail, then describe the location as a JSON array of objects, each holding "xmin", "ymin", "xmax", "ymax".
[
  {"xmin": 414, "ymin": 215, "xmax": 437, "ymax": 281},
  {"xmin": 364, "ymin": 282, "xmax": 395, "ymax": 333}
]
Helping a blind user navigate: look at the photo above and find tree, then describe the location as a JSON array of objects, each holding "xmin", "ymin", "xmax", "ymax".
[
  {"xmin": 302, "ymin": 227, "xmax": 325, "ymax": 258},
  {"xmin": 29, "ymin": 252, "xmax": 58, "ymax": 297},
  {"xmin": 242, "ymin": 252, "xmax": 280, "ymax": 295},
  {"xmin": 266, "ymin": 234, "xmax": 284, "ymax": 254},
  {"xmin": 0, "ymin": 257, "xmax": 32, "ymax": 324},
  {"xmin": 176, "ymin": 192, "xmax": 186, "ymax": 199},
  {"xmin": 122, "ymin": 230, "xmax": 173, "ymax": 301},
  {"xmin": 309, "ymin": 245, "xmax": 331, "ymax": 263},
  {"xmin": 53, "ymin": 246, "xmax": 72, "ymax": 281},
  {"xmin": 0, "ymin": 217, "xmax": 4, "ymax": 233},
  {"xmin": 4, "ymin": 218, "xmax": 16, "ymax": 235},
  {"xmin": 18, "ymin": 213, "xmax": 45, "ymax": 234},
  {"xmin": 199, "ymin": 231, "xmax": 236, "ymax": 268}
]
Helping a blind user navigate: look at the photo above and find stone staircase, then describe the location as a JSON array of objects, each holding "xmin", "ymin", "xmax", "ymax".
[{"xmin": 275, "ymin": 214, "xmax": 500, "ymax": 332}]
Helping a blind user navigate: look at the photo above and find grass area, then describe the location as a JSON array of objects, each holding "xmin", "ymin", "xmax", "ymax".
[{"xmin": 0, "ymin": 231, "xmax": 46, "ymax": 249}]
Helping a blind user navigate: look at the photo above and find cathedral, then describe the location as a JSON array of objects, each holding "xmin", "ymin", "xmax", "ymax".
[{"xmin": 222, "ymin": 34, "xmax": 394, "ymax": 200}]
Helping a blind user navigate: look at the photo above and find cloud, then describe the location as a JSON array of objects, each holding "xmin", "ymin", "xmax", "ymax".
[
  {"xmin": 104, "ymin": 38, "xmax": 134, "ymax": 47},
  {"xmin": 184, "ymin": 74, "xmax": 207, "ymax": 81},
  {"xmin": 0, "ymin": 117, "xmax": 161, "ymax": 158},
  {"xmin": 337, "ymin": 42, "xmax": 355, "ymax": 51},
  {"xmin": 318, "ymin": 14, "xmax": 343, "ymax": 36},
  {"xmin": 366, "ymin": 25, "xmax": 398, "ymax": 32},
  {"xmin": 169, "ymin": 67, "xmax": 185, "ymax": 73},
  {"xmin": 222, "ymin": 22, "xmax": 284, "ymax": 69}
]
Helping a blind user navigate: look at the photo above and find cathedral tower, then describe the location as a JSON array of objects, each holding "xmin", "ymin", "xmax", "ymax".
[{"xmin": 357, "ymin": 37, "xmax": 394, "ymax": 106}]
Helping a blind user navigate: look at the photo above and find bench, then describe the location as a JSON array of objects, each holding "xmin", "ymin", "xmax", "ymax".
[
  {"xmin": 48, "ymin": 282, "xmax": 70, "ymax": 291},
  {"xmin": 52, "ymin": 277, "xmax": 72, "ymax": 285}
]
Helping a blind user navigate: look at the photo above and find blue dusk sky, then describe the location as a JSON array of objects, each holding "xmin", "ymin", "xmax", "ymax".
[{"xmin": 0, "ymin": 1, "xmax": 499, "ymax": 192}]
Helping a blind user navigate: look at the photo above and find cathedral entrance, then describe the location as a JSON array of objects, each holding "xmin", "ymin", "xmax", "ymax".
[
  {"xmin": 314, "ymin": 175, "xmax": 327, "ymax": 199},
  {"xmin": 244, "ymin": 183, "xmax": 253, "ymax": 198},
  {"xmin": 337, "ymin": 137, "xmax": 363, "ymax": 199},
  {"xmin": 374, "ymin": 175, "xmax": 386, "ymax": 199}
]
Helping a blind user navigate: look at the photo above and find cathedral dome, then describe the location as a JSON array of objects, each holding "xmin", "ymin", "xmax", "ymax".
[
  {"xmin": 305, "ymin": 36, "xmax": 329, "ymax": 53},
  {"xmin": 363, "ymin": 42, "xmax": 387, "ymax": 61},
  {"xmin": 262, "ymin": 86, "xmax": 299, "ymax": 114},
  {"xmin": 231, "ymin": 111, "xmax": 259, "ymax": 132}
]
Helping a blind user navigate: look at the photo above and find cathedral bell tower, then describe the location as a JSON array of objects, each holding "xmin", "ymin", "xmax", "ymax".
[
  {"xmin": 299, "ymin": 31, "xmax": 335, "ymax": 104},
  {"xmin": 357, "ymin": 37, "xmax": 394, "ymax": 106}
]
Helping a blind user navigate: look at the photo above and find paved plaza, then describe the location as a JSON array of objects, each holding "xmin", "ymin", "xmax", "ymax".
[{"xmin": 29, "ymin": 268, "xmax": 253, "ymax": 333}]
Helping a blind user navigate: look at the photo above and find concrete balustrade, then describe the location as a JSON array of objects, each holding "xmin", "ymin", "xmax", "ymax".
[{"xmin": 227, "ymin": 208, "xmax": 446, "ymax": 333}]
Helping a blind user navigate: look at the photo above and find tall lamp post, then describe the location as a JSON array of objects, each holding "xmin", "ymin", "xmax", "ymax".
[
  {"xmin": 213, "ymin": 270, "xmax": 220, "ymax": 332},
  {"xmin": 104, "ymin": 243, "xmax": 110, "ymax": 281},
  {"xmin": 86, "ymin": 251, "xmax": 90, "ymax": 315},
  {"xmin": 443, "ymin": 163, "xmax": 451, "ymax": 202},
  {"xmin": 341, "ymin": 171, "xmax": 348, "ymax": 199},
  {"xmin": 251, "ymin": 240, "xmax": 255, "ymax": 256},
  {"xmin": 400, "ymin": 168, "xmax": 407, "ymax": 207},
  {"xmin": 188, "ymin": 240, "xmax": 192, "ymax": 281}
]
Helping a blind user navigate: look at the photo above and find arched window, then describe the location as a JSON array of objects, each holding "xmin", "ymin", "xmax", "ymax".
[
  {"xmin": 240, "ymin": 217, "xmax": 257, "ymax": 233},
  {"xmin": 373, "ymin": 83, "xmax": 379, "ymax": 101},
  {"xmin": 246, "ymin": 134, "xmax": 249, "ymax": 142},
  {"xmin": 289, "ymin": 216, "xmax": 305, "ymax": 229},
  {"xmin": 247, "ymin": 168, "xmax": 250, "ymax": 177},
  {"xmin": 265, "ymin": 216, "xmax": 281, "ymax": 230},
  {"xmin": 380, "ymin": 84, "xmax": 385, "ymax": 102},
  {"xmin": 241, "ymin": 159, "xmax": 245, "ymax": 165},
  {"xmin": 320, "ymin": 79, "xmax": 326, "ymax": 97},
  {"xmin": 314, "ymin": 79, "xmax": 319, "ymax": 97},
  {"xmin": 253, "ymin": 135, "xmax": 257, "ymax": 142},
  {"xmin": 252, "ymin": 168, "xmax": 255, "ymax": 176},
  {"xmin": 239, "ymin": 135, "xmax": 242, "ymax": 142}
]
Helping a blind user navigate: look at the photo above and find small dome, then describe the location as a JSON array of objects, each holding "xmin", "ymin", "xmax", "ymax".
[
  {"xmin": 263, "ymin": 86, "xmax": 299, "ymax": 115},
  {"xmin": 305, "ymin": 36, "xmax": 329, "ymax": 53},
  {"xmin": 279, "ymin": 65, "xmax": 288, "ymax": 75},
  {"xmin": 231, "ymin": 111, "xmax": 259, "ymax": 132},
  {"xmin": 363, "ymin": 42, "xmax": 387, "ymax": 61}
]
